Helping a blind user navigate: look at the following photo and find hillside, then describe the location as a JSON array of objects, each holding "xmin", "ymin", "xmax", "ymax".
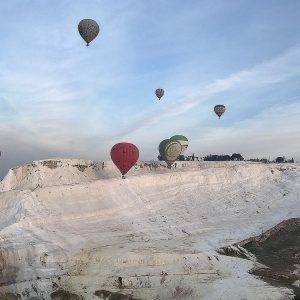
[{"xmin": 0, "ymin": 159, "xmax": 299, "ymax": 299}]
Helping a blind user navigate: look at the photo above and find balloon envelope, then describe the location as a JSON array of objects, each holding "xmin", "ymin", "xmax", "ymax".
[
  {"xmin": 159, "ymin": 139, "xmax": 182, "ymax": 164},
  {"xmin": 111, "ymin": 143, "xmax": 139, "ymax": 175},
  {"xmin": 214, "ymin": 105, "xmax": 226, "ymax": 119},
  {"xmin": 78, "ymin": 19, "xmax": 100, "ymax": 46},
  {"xmin": 170, "ymin": 135, "xmax": 189, "ymax": 154},
  {"xmin": 155, "ymin": 88, "xmax": 164, "ymax": 100}
]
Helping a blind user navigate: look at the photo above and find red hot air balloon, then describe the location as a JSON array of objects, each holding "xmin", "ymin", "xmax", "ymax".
[{"xmin": 111, "ymin": 143, "xmax": 139, "ymax": 178}]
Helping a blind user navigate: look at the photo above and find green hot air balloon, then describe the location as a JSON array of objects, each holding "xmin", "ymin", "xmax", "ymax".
[
  {"xmin": 170, "ymin": 135, "xmax": 189, "ymax": 154},
  {"xmin": 159, "ymin": 139, "xmax": 182, "ymax": 168}
]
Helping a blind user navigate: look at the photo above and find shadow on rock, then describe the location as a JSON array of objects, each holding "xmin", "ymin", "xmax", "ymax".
[
  {"xmin": 50, "ymin": 290, "xmax": 83, "ymax": 300},
  {"xmin": 94, "ymin": 290, "xmax": 141, "ymax": 300},
  {"xmin": 0, "ymin": 293, "xmax": 19, "ymax": 300}
]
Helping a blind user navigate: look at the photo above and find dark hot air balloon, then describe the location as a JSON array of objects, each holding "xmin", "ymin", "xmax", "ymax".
[
  {"xmin": 78, "ymin": 19, "xmax": 100, "ymax": 46},
  {"xmin": 111, "ymin": 143, "xmax": 139, "ymax": 178},
  {"xmin": 155, "ymin": 88, "xmax": 164, "ymax": 100},
  {"xmin": 214, "ymin": 105, "xmax": 226, "ymax": 119}
]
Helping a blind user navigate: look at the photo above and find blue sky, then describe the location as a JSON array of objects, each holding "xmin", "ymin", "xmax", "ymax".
[{"xmin": 0, "ymin": 0, "xmax": 300, "ymax": 176}]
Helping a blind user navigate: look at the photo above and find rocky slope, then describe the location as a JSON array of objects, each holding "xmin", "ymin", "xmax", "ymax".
[{"xmin": 0, "ymin": 159, "xmax": 299, "ymax": 299}]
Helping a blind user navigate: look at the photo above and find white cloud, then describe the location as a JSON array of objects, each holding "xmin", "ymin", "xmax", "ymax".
[{"xmin": 114, "ymin": 45, "xmax": 300, "ymax": 138}]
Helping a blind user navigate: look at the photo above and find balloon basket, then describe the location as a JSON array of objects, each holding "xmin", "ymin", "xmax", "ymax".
[{"xmin": 122, "ymin": 175, "xmax": 126, "ymax": 179}]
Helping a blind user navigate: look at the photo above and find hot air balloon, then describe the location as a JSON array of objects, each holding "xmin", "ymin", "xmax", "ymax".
[
  {"xmin": 214, "ymin": 105, "xmax": 226, "ymax": 119},
  {"xmin": 111, "ymin": 143, "xmax": 139, "ymax": 178},
  {"xmin": 159, "ymin": 139, "xmax": 182, "ymax": 168},
  {"xmin": 155, "ymin": 88, "xmax": 164, "ymax": 100},
  {"xmin": 78, "ymin": 19, "xmax": 100, "ymax": 46},
  {"xmin": 170, "ymin": 135, "xmax": 189, "ymax": 154}
]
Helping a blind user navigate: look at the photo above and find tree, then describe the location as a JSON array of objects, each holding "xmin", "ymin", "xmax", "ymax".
[
  {"xmin": 231, "ymin": 153, "xmax": 244, "ymax": 161},
  {"xmin": 275, "ymin": 157, "xmax": 285, "ymax": 163},
  {"xmin": 157, "ymin": 155, "xmax": 164, "ymax": 161}
]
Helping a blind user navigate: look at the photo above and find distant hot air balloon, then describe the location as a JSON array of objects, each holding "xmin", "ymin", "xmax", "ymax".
[
  {"xmin": 170, "ymin": 135, "xmax": 189, "ymax": 155},
  {"xmin": 111, "ymin": 143, "xmax": 139, "ymax": 178},
  {"xmin": 78, "ymin": 19, "xmax": 100, "ymax": 46},
  {"xmin": 159, "ymin": 139, "xmax": 182, "ymax": 168},
  {"xmin": 214, "ymin": 105, "xmax": 226, "ymax": 119},
  {"xmin": 155, "ymin": 88, "xmax": 164, "ymax": 100}
]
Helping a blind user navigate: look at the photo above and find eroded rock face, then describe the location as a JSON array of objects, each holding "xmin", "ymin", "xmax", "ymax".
[
  {"xmin": 219, "ymin": 218, "xmax": 300, "ymax": 299},
  {"xmin": 42, "ymin": 161, "xmax": 62, "ymax": 170}
]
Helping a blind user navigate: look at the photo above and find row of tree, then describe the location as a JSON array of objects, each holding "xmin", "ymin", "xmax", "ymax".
[
  {"xmin": 247, "ymin": 157, "xmax": 294, "ymax": 163},
  {"xmin": 157, "ymin": 153, "xmax": 244, "ymax": 161},
  {"xmin": 203, "ymin": 153, "xmax": 244, "ymax": 161},
  {"xmin": 158, "ymin": 153, "xmax": 295, "ymax": 163}
]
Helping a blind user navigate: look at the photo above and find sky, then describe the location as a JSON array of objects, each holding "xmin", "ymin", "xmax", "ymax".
[{"xmin": 0, "ymin": 0, "xmax": 300, "ymax": 177}]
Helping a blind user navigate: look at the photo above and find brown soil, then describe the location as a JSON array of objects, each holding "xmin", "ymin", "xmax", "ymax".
[{"xmin": 72, "ymin": 164, "xmax": 88, "ymax": 172}]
